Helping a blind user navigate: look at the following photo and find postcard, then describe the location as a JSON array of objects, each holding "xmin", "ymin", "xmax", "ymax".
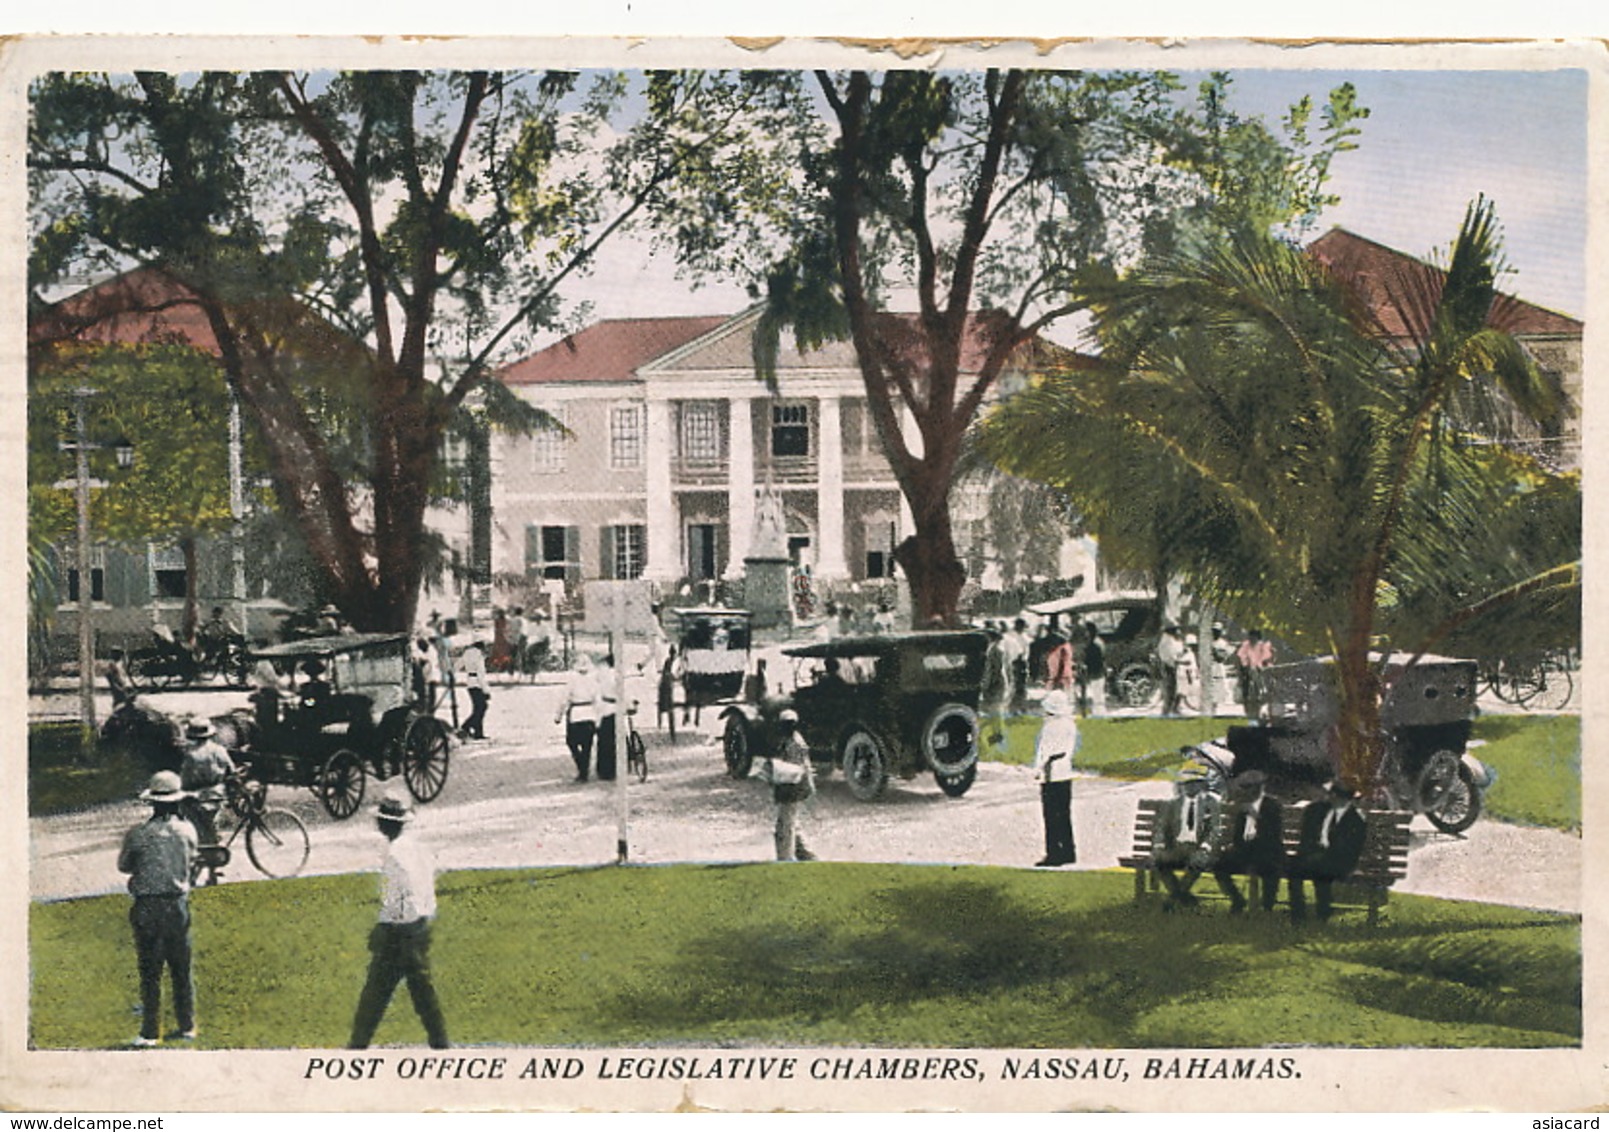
[{"xmin": 3, "ymin": 31, "xmax": 1601, "ymax": 1114}]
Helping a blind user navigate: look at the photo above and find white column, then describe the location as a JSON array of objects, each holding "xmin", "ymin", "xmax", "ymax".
[
  {"xmin": 725, "ymin": 395, "xmax": 755, "ymax": 579},
  {"xmin": 816, "ymin": 395, "xmax": 849, "ymax": 580},
  {"xmin": 644, "ymin": 398, "xmax": 678, "ymax": 580}
]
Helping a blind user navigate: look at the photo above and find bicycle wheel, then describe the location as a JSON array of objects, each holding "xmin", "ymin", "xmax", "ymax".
[
  {"xmin": 245, "ymin": 808, "xmax": 311, "ymax": 878},
  {"xmin": 1499, "ymin": 662, "xmax": 1544, "ymax": 707},
  {"xmin": 1530, "ymin": 661, "xmax": 1574, "ymax": 712},
  {"xmin": 627, "ymin": 728, "xmax": 648, "ymax": 783}
]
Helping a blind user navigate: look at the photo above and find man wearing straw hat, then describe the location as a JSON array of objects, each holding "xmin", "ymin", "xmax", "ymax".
[
  {"xmin": 117, "ymin": 771, "xmax": 200, "ymax": 1046},
  {"xmin": 349, "ymin": 791, "xmax": 450, "ymax": 1049}
]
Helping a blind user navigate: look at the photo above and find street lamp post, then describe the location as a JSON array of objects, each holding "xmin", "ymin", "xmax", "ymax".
[{"xmin": 63, "ymin": 386, "xmax": 133, "ymax": 745}]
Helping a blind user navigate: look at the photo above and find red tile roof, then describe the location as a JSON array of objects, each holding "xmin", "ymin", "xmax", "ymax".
[
  {"xmin": 29, "ymin": 267, "xmax": 223, "ymax": 354},
  {"xmin": 498, "ymin": 316, "xmax": 732, "ymax": 385},
  {"xmin": 1307, "ymin": 228, "xmax": 1582, "ymax": 339},
  {"xmin": 500, "ymin": 309, "xmax": 1089, "ymax": 384}
]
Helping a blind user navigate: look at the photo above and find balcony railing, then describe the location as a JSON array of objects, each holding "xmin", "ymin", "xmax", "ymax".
[{"xmin": 673, "ymin": 457, "xmax": 730, "ymax": 486}]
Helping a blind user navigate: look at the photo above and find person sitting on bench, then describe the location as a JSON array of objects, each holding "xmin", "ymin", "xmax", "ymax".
[
  {"xmin": 1211, "ymin": 770, "xmax": 1285, "ymax": 914},
  {"xmin": 1286, "ymin": 780, "xmax": 1368, "ymax": 924},
  {"xmin": 1155, "ymin": 763, "xmax": 1220, "ymax": 911}
]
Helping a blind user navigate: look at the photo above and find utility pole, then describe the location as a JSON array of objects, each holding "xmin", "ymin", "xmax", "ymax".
[{"xmin": 73, "ymin": 388, "xmax": 94, "ymax": 747}]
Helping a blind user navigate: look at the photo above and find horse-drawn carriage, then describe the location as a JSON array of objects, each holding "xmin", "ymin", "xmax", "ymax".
[
  {"xmin": 673, "ymin": 607, "xmax": 753, "ymax": 711},
  {"xmin": 213, "ymin": 633, "xmax": 452, "ymax": 820}
]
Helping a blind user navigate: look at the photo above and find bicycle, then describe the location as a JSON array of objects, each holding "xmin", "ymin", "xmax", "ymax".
[
  {"xmin": 189, "ymin": 769, "xmax": 311, "ymax": 886},
  {"xmin": 625, "ymin": 704, "xmax": 648, "ymax": 784},
  {"xmin": 1480, "ymin": 652, "xmax": 1574, "ymax": 712}
]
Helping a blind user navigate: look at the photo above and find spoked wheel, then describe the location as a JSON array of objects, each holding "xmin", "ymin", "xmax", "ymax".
[
  {"xmin": 190, "ymin": 845, "xmax": 230, "ymax": 888},
  {"xmin": 627, "ymin": 728, "xmax": 648, "ymax": 783},
  {"xmin": 318, "ymin": 748, "xmax": 366, "ymax": 820},
  {"xmin": 722, "ymin": 715, "xmax": 754, "ymax": 779},
  {"xmin": 403, "ymin": 716, "xmax": 451, "ymax": 803},
  {"xmin": 842, "ymin": 729, "xmax": 890, "ymax": 802},
  {"xmin": 935, "ymin": 763, "xmax": 977, "ymax": 798},
  {"xmin": 1418, "ymin": 750, "xmax": 1481, "ymax": 835},
  {"xmin": 245, "ymin": 808, "xmax": 311, "ymax": 878},
  {"xmin": 1493, "ymin": 662, "xmax": 1543, "ymax": 707},
  {"xmin": 1529, "ymin": 662, "xmax": 1573, "ymax": 712}
]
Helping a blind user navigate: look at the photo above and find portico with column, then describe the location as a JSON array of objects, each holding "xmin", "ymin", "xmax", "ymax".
[
  {"xmin": 815, "ymin": 394, "xmax": 849, "ymax": 581},
  {"xmin": 643, "ymin": 397, "xmax": 678, "ymax": 581}
]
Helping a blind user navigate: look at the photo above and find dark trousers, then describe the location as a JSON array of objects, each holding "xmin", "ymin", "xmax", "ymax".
[
  {"xmin": 595, "ymin": 715, "xmax": 618, "ymax": 782},
  {"xmin": 131, "ymin": 895, "xmax": 194, "ymax": 1039},
  {"xmin": 1287, "ymin": 861, "xmax": 1345, "ymax": 921},
  {"xmin": 1214, "ymin": 852, "xmax": 1281, "ymax": 911},
  {"xmin": 1039, "ymin": 779, "xmax": 1076, "ymax": 864},
  {"xmin": 462, "ymin": 688, "xmax": 488, "ymax": 739},
  {"xmin": 566, "ymin": 719, "xmax": 595, "ymax": 780},
  {"xmin": 350, "ymin": 919, "xmax": 449, "ymax": 1049}
]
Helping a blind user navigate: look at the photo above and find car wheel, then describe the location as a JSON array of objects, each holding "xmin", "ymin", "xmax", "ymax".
[
  {"xmin": 922, "ymin": 702, "xmax": 979, "ymax": 776},
  {"xmin": 1419, "ymin": 751, "xmax": 1481, "ymax": 834},
  {"xmin": 722, "ymin": 715, "xmax": 754, "ymax": 779},
  {"xmin": 1114, "ymin": 663, "xmax": 1156, "ymax": 708},
  {"xmin": 842, "ymin": 729, "xmax": 890, "ymax": 802},
  {"xmin": 935, "ymin": 763, "xmax": 977, "ymax": 798}
]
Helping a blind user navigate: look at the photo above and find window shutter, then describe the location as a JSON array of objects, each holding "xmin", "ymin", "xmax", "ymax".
[
  {"xmin": 525, "ymin": 524, "xmax": 543, "ymax": 577},
  {"xmin": 600, "ymin": 526, "xmax": 617, "ymax": 581}
]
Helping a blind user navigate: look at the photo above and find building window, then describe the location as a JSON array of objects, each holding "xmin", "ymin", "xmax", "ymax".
[
  {"xmin": 65, "ymin": 546, "xmax": 106, "ymax": 604},
  {"xmin": 610, "ymin": 404, "xmax": 645, "ymax": 469},
  {"xmin": 603, "ymin": 524, "xmax": 646, "ymax": 580},
  {"xmin": 526, "ymin": 524, "xmax": 580, "ymax": 584},
  {"xmin": 151, "ymin": 545, "xmax": 187, "ymax": 600},
  {"xmin": 680, "ymin": 402, "xmax": 723, "ymax": 464},
  {"xmin": 532, "ymin": 406, "xmax": 566, "ymax": 473},
  {"xmin": 771, "ymin": 402, "xmax": 810, "ymax": 458}
]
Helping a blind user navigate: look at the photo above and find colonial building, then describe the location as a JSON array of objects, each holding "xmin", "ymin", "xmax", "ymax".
[
  {"xmin": 1308, "ymin": 227, "xmax": 1584, "ymax": 470},
  {"xmin": 490, "ymin": 307, "xmax": 1080, "ymax": 601}
]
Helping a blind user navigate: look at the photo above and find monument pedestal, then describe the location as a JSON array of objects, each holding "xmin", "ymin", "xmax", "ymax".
[{"xmin": 743, "ymin": 556, "xmax": 792, "ymax": 630}]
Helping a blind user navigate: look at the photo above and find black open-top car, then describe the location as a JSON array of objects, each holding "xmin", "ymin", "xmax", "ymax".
[{"xmin": 719, "ymin": 630, "xmax": 990, "ymax": 801}]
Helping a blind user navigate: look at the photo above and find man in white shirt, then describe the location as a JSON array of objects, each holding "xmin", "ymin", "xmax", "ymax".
[
  {"xmin": 459, "ymin": 637, "xmax": 489, "ymax": 741},
  {"xmin": 348, "ymin": 793, "xmax": 449, "ymax": 1049}
]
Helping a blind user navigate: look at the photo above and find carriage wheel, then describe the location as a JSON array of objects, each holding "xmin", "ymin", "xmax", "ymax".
[
  {"xmin": 245, "ymin": 808, "xmax": 311, "ymax": 878},
  {"xmin": 319, "ymin": 749, "xmax": 366, "ymax": 820},
  {"xmin": 403, "ymin": 716, "xmax": 451, "ymax": 804}
]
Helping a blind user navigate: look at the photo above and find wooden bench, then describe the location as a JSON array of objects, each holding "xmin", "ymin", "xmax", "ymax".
[{"xmin": 1119, "ymin": 798, "xmax": 1413, "ymax": 926}]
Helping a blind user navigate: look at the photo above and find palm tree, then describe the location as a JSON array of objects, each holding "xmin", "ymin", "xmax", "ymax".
[{"xmin": 983, "ymin": 198, "xmax": 1574, "ymax": 788}]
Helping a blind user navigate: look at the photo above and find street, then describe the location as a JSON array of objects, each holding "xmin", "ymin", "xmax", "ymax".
[{"xmin": 29, "ymin": 674, "xmax": 1580, "ymax": 914}]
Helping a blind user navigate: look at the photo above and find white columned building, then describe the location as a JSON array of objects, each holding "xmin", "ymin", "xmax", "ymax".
[
  {"xmin": 726, "ymin": 394, "xmax": 756, "ymax": 580},
  {"xmin": 816, "ymin": 393, "xmax": 849, "ymax": 579},
  {"xmin": 643, "ymin": 397, "xmax": 678, "ymax": 581}
]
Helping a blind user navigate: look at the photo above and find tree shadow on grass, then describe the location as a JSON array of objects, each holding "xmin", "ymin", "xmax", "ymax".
[{"xmin": 588, "ymin": 877, "xmax": 1254, "ymax": 1046}]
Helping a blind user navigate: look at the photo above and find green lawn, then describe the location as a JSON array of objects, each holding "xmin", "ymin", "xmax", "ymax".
[
  {"xmin": 30, "ymin": 720, "xmax": 151, "ymax": 817},
  {"xmin": 31, "ymin": 864, "xmax": 1579, "ymax": 1051}
]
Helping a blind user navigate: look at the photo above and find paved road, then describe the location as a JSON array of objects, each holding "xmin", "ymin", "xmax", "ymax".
[{"xmin": 30, "ymin": 680, "xmax": 1580, "ymax": 914}]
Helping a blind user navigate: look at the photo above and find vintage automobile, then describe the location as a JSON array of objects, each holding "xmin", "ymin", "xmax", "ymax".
[
  {"xmin": 211, "ymin": 632, "xmax": 452, "ymax": 820},
  {"xmin": 1184, "ymin": 652, "xmax": 1490, "ymax": 833},
  {"xmin": 673, "ymin": 607, "xmax": 753, "ymax": 709},
  {"xmin": 1025, "ymin": 590, "xmax": 1164, "ymax": 708},
  {"xmin": 719, "ymin": 630, "xmax": 990, "ymax": 801}
]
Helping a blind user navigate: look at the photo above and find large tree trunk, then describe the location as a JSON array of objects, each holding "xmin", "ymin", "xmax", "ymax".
[
  {"xmin": 180, "ymin": 535, "xmax": 200, "ymax": 646},
  {"xmin": 893, "ymin": 507, "xmax": 967, "ymax": 628}
]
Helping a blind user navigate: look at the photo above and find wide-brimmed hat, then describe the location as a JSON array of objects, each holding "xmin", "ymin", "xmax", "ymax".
[
  {"xmin": 1327, "ymin": 780, "xmax": 1359, "ymax": 801},
  {"xmin": 1176, "ymin": 763, "xmax": 1211, "ymax": 785},
  {"xmin": 376, "ymin": 794, "xmax": 413, "ymax": 825},
  {"xmin": 140, "ymin": 770, "xmax": 191, "ymax": 803},
  {"xmin": 185, "ymin": 719, "xmax": 216, "ymax": 740}
]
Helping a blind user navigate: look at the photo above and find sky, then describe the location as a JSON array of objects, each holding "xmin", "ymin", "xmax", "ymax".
[{"xmin": 557, "ymin": 65, "xmax": 1590, "ymax": 344}]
